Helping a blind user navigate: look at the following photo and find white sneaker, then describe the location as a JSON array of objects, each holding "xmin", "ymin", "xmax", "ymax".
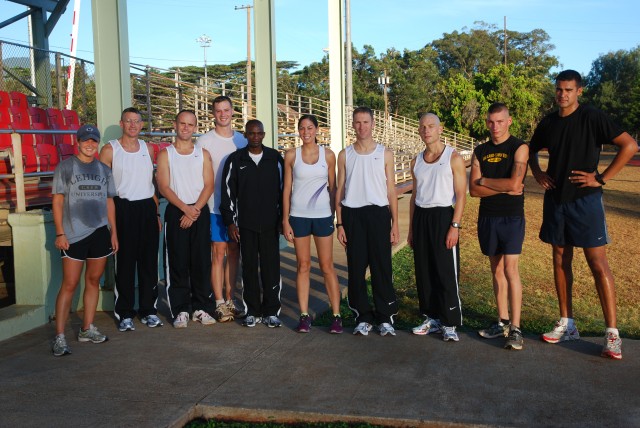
[
  {"xmin": 353, "ymin": 322, "xmax": 373, "ymax": 336},
  {"xmin": 173, "ymin": 312, "xmax": 189, "ymax": 328},
  {"xmin": 541, "ymin": 321, "xmax": 580, "ymax": 343},
  {"xmin": 378, "ymin": 323, "xmax": 396, "ymax": 336},
  {"xmin": 192, "ymin": 310, "xmax": 216, "ymax": 325},
  {"xmin": 442, "ymin": 325, "xmax": 459, "ymax": 342},
  {"xmin": 412, "ymin": 317, "xmax": 441, "ymax": 335}
]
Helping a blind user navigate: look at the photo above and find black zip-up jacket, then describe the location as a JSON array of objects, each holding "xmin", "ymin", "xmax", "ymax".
[{"xmin": 220, "ymin": 145, "xmax": 284, "ymax": 233}]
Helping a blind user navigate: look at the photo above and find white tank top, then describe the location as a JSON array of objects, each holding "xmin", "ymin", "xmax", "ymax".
[
  {"xmin": 342, "ymin": 143, "xmax": 389, "ymax": 208},
  {"xmin": 109, "ymin": 139, "xmax": 155, "ymax": 201},
  {"xmin": 413, "ymin": 145, "xmax": 456, "ymax": 208},
  {"xmin": 290, "ymin": 146, "xmax": 332, "ymax": 218},
  {"xmin": 166, "ymin": 144, "xmax": 204, "ymax": 205}
]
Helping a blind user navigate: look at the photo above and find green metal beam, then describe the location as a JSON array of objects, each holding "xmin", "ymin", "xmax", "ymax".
[
  {"xmin": 45, "ymin": 0, "xmax": 70, "ymax": 37},
  {"xmin": 253, "ymin": 0, "xmax": 278, "ymax": 149},
  {"xmin": 91, "ymin": 0, "xmax": 131, "ymax": 142}
]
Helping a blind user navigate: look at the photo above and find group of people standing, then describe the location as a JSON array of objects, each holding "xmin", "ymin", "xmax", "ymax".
[{"xmin": 51, "ymin": 70, "xmax": 636, "ymax": 361}]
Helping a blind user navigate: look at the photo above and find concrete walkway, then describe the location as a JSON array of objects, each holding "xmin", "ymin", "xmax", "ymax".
[{"xmin": 1, "ymin": 194, "xmax": 639, "ymax": 427}]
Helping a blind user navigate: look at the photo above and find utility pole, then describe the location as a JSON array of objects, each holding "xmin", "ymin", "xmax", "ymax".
[
  {"xmin": 196, "ymin": 34, "xmax": 212, "ymax": 121},
  {"xmin": 235, "ymin": 4, "xmax": 253, "ymax": 116},
  {"xmin": 344, "ymin": 0, "xmax": 353, "ymax": 107},
  {"xmin": 378, "ymin": 69, "xmax": 390, "ymax": 120},
  {"xmin": 504, "ymin": 16, "xmax": 507, "ymax": 66}
]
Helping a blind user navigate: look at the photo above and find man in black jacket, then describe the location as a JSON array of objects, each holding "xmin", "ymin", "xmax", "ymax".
[{"xmin": 220, "ymin": 119, "xmax": 284, "ymax": 328}]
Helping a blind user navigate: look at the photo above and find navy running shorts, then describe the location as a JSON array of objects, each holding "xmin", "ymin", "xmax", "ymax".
[
  {"xmin": 62, "ymin": 226, "xmax": 113, "ymax": 261},
  {"xmin": 477, "ymin": 216, "xmax": 525, "ymax": 256},
  {"xmin": 289, "ymin": 215, "xmax": 335, "ymax": 238},
  {"xmin": 539, "ymin": 191, "xmax": 610, "ymax": 248}
]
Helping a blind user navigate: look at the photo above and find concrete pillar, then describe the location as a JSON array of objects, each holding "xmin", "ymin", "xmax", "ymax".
[
  {"xmin": 91, "ymin": 0, "xmax": 131, "ymax": 142},
  {"xmin": 328, "ymin": 0, "xmax": 346, "ymax": 153},
  {"xmin": 29, "ymin": 9, "xmax": 53, "ymax": 107},
  {"xmin": 253, "ymin": 0, "xmax": 278, "ymax": 149}
]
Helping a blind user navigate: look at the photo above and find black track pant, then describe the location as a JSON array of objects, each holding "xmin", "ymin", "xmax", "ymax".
[
  {"xmin": 114, "ymin": 197, "xmax": 159, "ymax": 320},
  {"xmin": 343, "ymin": 205, "xmax": 398, "ymax": 325},
  {"xmin": 412, "ymin": 205, "xmax": 462, "ymax": 327},
  {"xmin": 239, "ymin": 227, "xmax": 282, "ymax": 317},
  {"xmin": 164, "ymin": 203, "xmax": 215, "ymax": 318}
]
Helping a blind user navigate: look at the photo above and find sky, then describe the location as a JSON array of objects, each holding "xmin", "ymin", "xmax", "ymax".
[{"xmin": 1, "ymin": 0, "xmax": 639, "ymax": 77}]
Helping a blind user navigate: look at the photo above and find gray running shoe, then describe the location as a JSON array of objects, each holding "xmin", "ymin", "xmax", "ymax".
[
  {"xmin": 541, "ymin": 321, "xmax": 580, "ymax": 343},
  {"xmin": 118, "ymin": 318, "xmax": 135, "ymax": 332},
  {"xmin": 412, "ymin": 317, "xmax": 441, "ymax": 335},
  {"xmin": 264, "ymin": 315, "xmax": 282, "ymax": 328},
  {"xmin": 243, "ymin": 315, "xmax": 258, "ymax": 327},
  {"xmin": 479, "ymin": 321, "xmax": 509, "ymax": 339},
  {"xmin": 215, "ymin": 302, "xmax": 234, "ymax": 323},
  {"xmin": 140, "ymin": 314, "xmax": 163, "ymax": 328},
  {"xmin": 227, "ymin": 299, "xmax": 246, "ymax": 318},
  {"xmin": 442, "ymin": 325, "xmax": 459, "ymax": 342},
  {"xmin": 504, "ymin": 328, "xmax": 524, "ymax": 350},
  {"xmin": 378, "ymin": 323, "xmax": 396, "ymax": 336},
  {"xmin": 353, "ymin": 322, "xmax": 373, "ymax": 336},
  {"xmin": 173, "ymin": 311, "xmax": 189, "ymax": 328},
  {"xmin": 77, "ymin": 324, "xmax": 108, "ymax": 343},
  {"xmin": 52, "ymin": 335, "xmax": 71, "ymax": 357},
  {"xmin": 601, "ymin": 331, "xmax": 622, "ymax": 360}
]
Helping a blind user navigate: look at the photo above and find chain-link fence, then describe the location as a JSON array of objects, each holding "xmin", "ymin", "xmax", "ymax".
[{"xmin": 0, "ymin": 40, "xmax": 96, "ymax": 124}]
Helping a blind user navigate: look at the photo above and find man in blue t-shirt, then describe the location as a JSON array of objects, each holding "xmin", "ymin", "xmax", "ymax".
[
  {"xmin": 470, "ymin": 103, "xmax": 528, "ymax": 351},
  {"xmin": 529, "ymin": 70, "xmax": 637, "ymax": 360}
]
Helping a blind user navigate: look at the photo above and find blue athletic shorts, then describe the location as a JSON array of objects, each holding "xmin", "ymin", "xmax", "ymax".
[
  {"xmin": 289, "ymin": 215, "xmax": 335, "ymax": 238},
  {"xmin": 539, "ymin": 191, "xmax": 610, "ymax": 248},
  {"xmin": 62, "ymin": 226, "xmax": 113, "ymax": 261},
  {"xmin": 477, "ymin": 216, "xmax": 525, "ymax": 256},
  {"xmin": 210, "ymin": 213, "xmax": 230, "ymax": 242}
]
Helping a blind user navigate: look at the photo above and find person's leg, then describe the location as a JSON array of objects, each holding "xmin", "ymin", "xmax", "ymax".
[
  {"xmin": 55, "ymin": 258, "xmax": 84, "ymax": 335},
  {"xmin": 113, "ymin": 198, "xmax": 137, "ymax": 320},
  {"xmin": 164, "ymin": 204, "xmax": 192, "ymax": 318},
  {"xmin": 239, "ymin": 228, "xmax": 261, "ymax": 317},
  {"xmin": 293, "ymin": 235, "xmax": 312, "ymax": 314},
  {"xmin": 211, "ymin": 241, "xmax": 227, "ymax": 301},
  {"xmin": 81, "ymin": 257, "xmax": 108, "ymax": 329},
  {"xmin": 137, "ymin": 198, "xmax": 160, "ymax": 317},
  {"xmin": 366, "ymin": 206, "xmax": 396, "ymax": 325},
  {"xmin": 313, "ymin": 234, "xmax": 341, "ymax": 315},
  {"xmin": 489, "ymin": 255, "xmax": 509, "ymax": 321},
  {"xmin": 224, "ymin": 241, "xmax": 240, "ymax": 301},
  {"xmin": 552, "ymin": 244, "xmax": 574, "ymax": 319},
  {"xmin": 259, "ymin": 228, "xmax": 282, "ymax": 317},
  {"xmin": 412, "ymin": 207, "xmax": 436, "ymax": 318},
  {"xmin": 189, "ymin": 209, "xmax": 214, "ymax": 314},
  {"xmin": 503, "ymin": 254, "xmax": 522, "ymax": 328},
  {"xmin": 343, "ymin": 207, "xmax": 375, "ymax": 325},
  {"xmin": 583, "ymin": 246, "xmax": 617, "ymax": 328}
]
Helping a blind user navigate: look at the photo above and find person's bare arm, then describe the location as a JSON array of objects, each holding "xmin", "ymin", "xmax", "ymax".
[
  {"xmin": 52, "ymin": 194, "xmax": 69, "ymax": 251},
  {"xmin": 107, "ymin": 197, "xmax": 119, "ymax": 253},
  {"xmin": 282, "ymin": 148, "xmax": 295, "ymax": 242},
  {"xmin": 471, "ymin": 145, "xmax": 528, "ymax": 196},
  {"xmin": 384, "ymin": 148, "xmax": 399, "ymax": 246},
  {"xmin": 325, "ymin": 147, "xmax": 337, "ymax": 214},
  {"xmin": 407, "ymin": 158, "xmax": 417, "ymax": 248},
  {"xmin": 99, "ymin": 143, "xmax": 113, "ymax": 168},
  {"xmin": 335, "ymin": 149, "xmax": 347, "ymax": 247},
  {"xmin": 570, "ymin": 132, "xmax": 638, "ymax": 187},
  {"xmin": 446, "ymin": 151, "xmax": 467, "ymax": 250}
]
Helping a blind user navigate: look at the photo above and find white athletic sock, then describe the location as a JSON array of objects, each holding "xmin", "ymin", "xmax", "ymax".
[
  {"xmin": 215, "ymin": 299, "xmax": 225, "ymax": 306},
  {"xmin": 605, "ymin": 327, "xmax": 619, "ymax": 336}
]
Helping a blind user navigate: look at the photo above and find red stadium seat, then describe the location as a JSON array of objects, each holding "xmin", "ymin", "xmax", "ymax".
[
  {"xmin": 9, "ymin": 92, "xmax": 29, "ymax": 109},
  {"xmin": 57, "ymin": 143, "xmax": 78, "ymax": 161},
  {"xmin": 31, "ymin": 123, "xmax": 54, "ymax": 145},
  {"xmin": 35, "ymin": 143, "xmax": 60, "ymax": 172},
  {"xmin": 62, "ymin": 109, "xmax": 80, "ymax": 126},
  {"xmin": 28, "ymin": 106, "xmax": 49, "ymax": 126},
  {"xmin": 0, "ymin": 111, "xmax": 12, "ymax": 149},
  {"xmin": 20, "ymin": 142, "xmax": 38, "ymax": 173},
  {"xmin": 9, "ymin": 106, "xmax": 35, "ymax": 146},
  {"xmin": 46, "ymin": 108, "xmax": 65, "ymax": 128},
  {"xmin": 51, "ymin": 123, "xmax": 74, "ymax": 146},
  {"xmin": 0, "ymin": 91, "xmax": 10, "ymax": 111}
]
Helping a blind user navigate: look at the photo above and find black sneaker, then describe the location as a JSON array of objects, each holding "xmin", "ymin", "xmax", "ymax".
[
  {"xmin": 504, "ymin": 328, "xmax": 524, "ymax": 350},
  {"xmin": 478, "ymin": 321, "xmax": 510, "ymax": 339}
]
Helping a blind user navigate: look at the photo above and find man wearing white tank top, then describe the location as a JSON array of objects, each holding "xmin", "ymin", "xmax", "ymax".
[
  {"xmin": 336, "ymin": 107, "xmax": 399, "ymax": 337},
  {"xmin": 408, "ymin": 113, "xmax": 466, "ymax": 342},
  {"xmin": 100, "ymin": 107, "xmax": 162, "ymax": 332},
  {"xmin": 156, "ymin": 110, "xmax": 216, "ymax": 328}
]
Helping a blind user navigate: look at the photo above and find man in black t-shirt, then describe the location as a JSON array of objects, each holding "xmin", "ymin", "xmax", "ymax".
[
  {"xmin": 470, "ymin": 103, "xmax": 529, "ymax": 351},
  {"xmin": 529, "ymin": 70, "xmax": 637, "ymax": 360}
]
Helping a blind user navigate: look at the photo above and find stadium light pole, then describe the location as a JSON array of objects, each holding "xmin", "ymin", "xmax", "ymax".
[{"xmin": 196, "ymin": 34, "xmax": 212, "ymax": 119}]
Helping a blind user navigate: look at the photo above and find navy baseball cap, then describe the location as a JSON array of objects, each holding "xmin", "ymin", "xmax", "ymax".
[{"xmin": 77, "ymin": 124, "xmax": 101, "ymax": 142}]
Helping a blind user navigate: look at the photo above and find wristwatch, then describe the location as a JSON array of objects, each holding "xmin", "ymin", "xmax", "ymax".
[
  {"xmin": 450, "ymin": 222, "xmax": 462, "ymax": 229},
  {"xmin": 595, "ymin": 173, "xmax": 606, "ymax": 186}
]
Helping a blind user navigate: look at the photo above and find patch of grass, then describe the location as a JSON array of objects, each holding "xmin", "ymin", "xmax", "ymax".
[
  {"xmin": 186, "ymin": 419, "xmax": 387, "ymax": 428},
  {"xmin": 317, "ymin": 155, "xmax": 640, "ymax": 339}
]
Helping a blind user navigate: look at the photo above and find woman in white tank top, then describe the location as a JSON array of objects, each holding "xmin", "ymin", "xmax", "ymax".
[{"xmin": 282, "ymin": 115, "xmax": 343, "ymax": 333}]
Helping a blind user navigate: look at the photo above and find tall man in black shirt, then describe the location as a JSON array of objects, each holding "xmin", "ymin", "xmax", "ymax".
[
  {"xmin": 470, "ymin": 103, "xmax": 528, "ymax": 350},
  {"xmin": 529, "ymin": 70, "xmax": 637, "ymax": 360}
]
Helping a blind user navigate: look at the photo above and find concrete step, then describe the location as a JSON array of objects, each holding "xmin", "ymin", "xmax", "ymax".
[{"xmin": 0, "ymin": 304, "xmax": 47, "ymax": 342}]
